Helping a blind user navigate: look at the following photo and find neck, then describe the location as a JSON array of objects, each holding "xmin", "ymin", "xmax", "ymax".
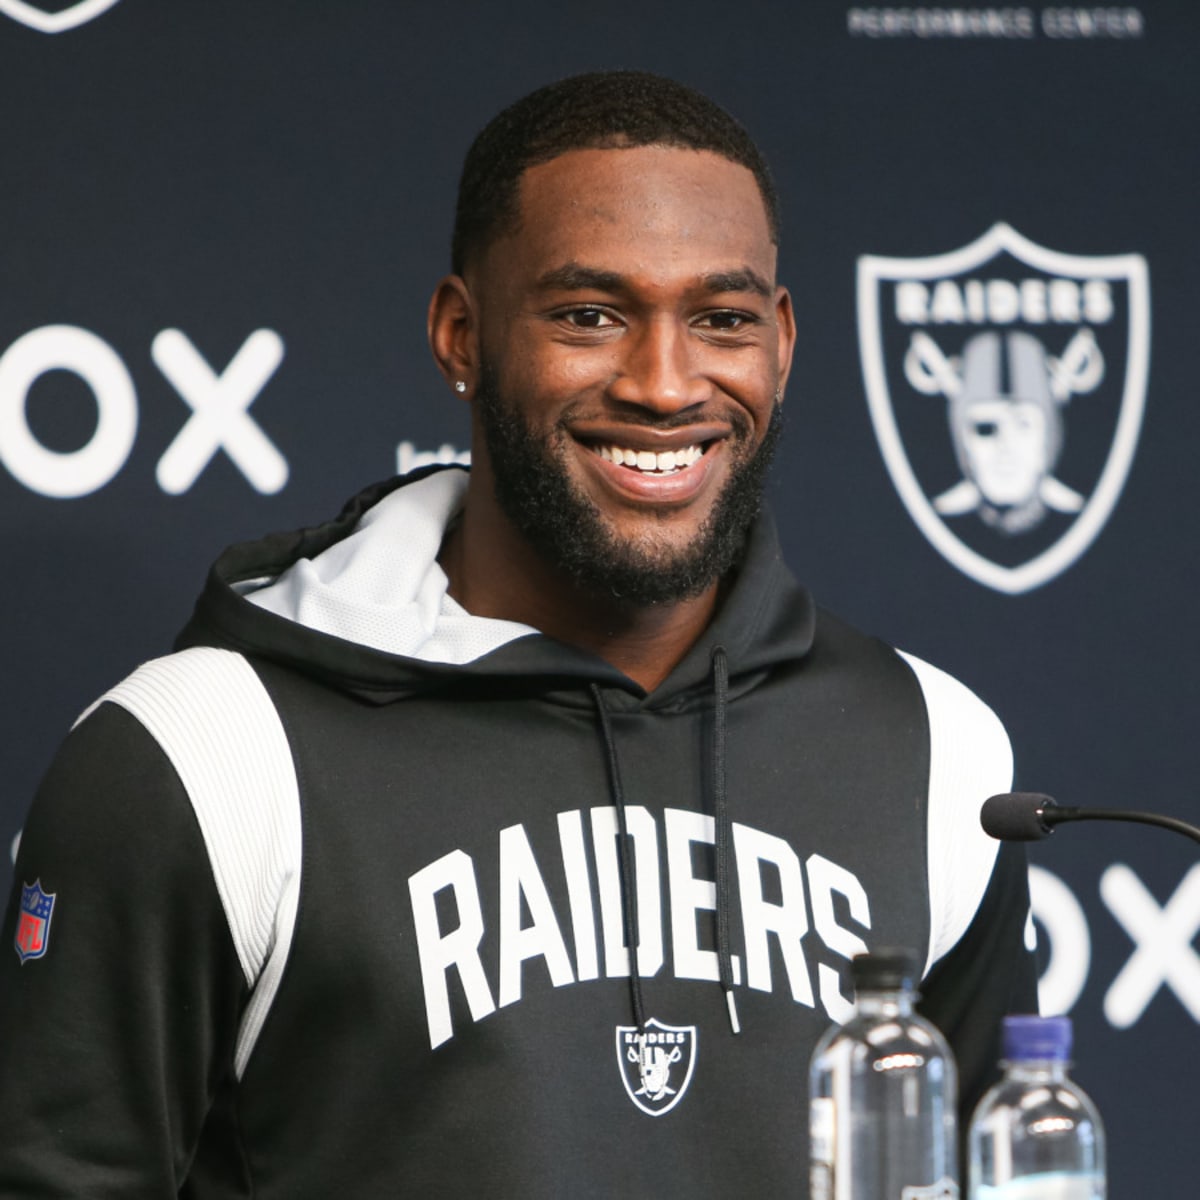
[{"xmin": 440, "ymin": 477, "xmax": 721, "ymax": 692}]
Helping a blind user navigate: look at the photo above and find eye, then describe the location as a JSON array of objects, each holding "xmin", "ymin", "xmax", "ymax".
[
  {"xmin": 561, "ymin": 307, "xmax": 617, "ymax": 329},
  {"xmin": 696, "ymin": 310, "xmax": 756, "ymax": 332}
]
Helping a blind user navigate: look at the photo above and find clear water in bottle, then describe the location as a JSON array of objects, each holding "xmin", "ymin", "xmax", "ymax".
[
  {"xmin": 809, "ymin": 948, "xmax": 959, "ymax": 1200},
  {"xmin": 968, "ymin": 1015, "xmax": 1105, "ymax": 1200}
]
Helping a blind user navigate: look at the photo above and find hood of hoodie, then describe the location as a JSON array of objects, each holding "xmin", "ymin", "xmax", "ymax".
[{"xmin": 175, "ymin": 464, "xmax": 817, "ymax": 708}]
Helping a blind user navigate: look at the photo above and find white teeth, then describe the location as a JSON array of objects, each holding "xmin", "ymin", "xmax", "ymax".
[{"xmin": 594, "ymin": 443, "xmax": 703, "ymax": 473}]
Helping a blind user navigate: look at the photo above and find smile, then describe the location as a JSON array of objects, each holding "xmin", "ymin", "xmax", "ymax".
[{"xmin": 592, "ymin": 444, "xmax": 704, "ymax": 475}]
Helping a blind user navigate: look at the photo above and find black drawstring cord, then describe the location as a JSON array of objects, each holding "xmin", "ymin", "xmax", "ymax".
[
  {"xmin": 589, "ymin": 683, "xmax": 647, "ymax": 1036},
  {"xmin": 591, "ymin": 656, "xmax": 740, "ymax": 1039},
  {"xmin": 711, "ymin": 645, "xmax": 741, "ymax": 1034}
]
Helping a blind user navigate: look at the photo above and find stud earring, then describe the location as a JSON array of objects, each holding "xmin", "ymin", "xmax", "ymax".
[{"xmin": 454, "ymin": 380, "xmax": 467, "ymax": 394}]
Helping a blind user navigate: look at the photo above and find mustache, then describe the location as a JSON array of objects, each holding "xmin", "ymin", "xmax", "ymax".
[{"xmin": 558, "ymin": 402, "xmax": 757, "ymax": 436}]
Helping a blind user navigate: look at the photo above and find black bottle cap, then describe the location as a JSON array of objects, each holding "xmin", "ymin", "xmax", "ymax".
[{"xmin": 851, "ymin": 948, "xmax": 919, "ymax": 992}]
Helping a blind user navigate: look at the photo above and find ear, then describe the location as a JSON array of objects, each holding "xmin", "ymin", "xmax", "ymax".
[
  {"xmin": 427, "ymin": 274, "xmax": 479, "ymax": 395},
  {"xmin": 773, "ymin": 285, "xmax": 797, "ymax": 400}
]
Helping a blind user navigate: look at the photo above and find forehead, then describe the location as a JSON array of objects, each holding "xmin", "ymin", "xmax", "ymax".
[{"xmin": 479, "ymin": 145, "xmax": 776, "ymax": 288}]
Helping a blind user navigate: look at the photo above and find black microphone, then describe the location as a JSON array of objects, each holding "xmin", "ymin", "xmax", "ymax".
[{"xmin": 982, "ymin": 791, "xmax": 1200, "ymax": 847}]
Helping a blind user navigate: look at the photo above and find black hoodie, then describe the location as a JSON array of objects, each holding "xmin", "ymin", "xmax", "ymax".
[{"xmin": 0, "ymin": 466, "xmax": 1036, "ymax": 1197}]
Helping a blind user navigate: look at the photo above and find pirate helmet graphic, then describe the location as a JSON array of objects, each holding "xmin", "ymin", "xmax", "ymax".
[{"xmin": 921, "ymin": 328, "xmax": 1103, "ymax": 534}]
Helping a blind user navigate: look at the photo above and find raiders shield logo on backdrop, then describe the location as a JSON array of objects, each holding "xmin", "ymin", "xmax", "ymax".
[
  {"xmin": 615, "ymin": 1018, "xmax": 697, "ymax": 1116},
  {"xmin": 858, "ymin": 223, "xmax": 1150, "ymax": 593}
]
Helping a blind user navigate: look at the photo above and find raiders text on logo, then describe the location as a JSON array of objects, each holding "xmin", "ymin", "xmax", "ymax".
[
  {"xmin": 616, "ymin": 1019, "xmax": 697, "ymax": 1116},
  {"xmin": 15, "ymin": 879, "xmax": 55, "ymax": 964},
  {"xmin": 858, "ymin": 224, "xmax": 1150, "ymax": 593}
]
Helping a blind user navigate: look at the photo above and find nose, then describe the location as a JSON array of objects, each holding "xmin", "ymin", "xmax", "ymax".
[{"xmin": 606, "ymin": 316, "xmax": 710, "ymax": 414}]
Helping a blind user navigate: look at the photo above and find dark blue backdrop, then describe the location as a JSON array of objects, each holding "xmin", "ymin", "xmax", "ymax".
[{"xmin": 1, "ymin": 2, "xmax": 1193, "ymax": 1192}]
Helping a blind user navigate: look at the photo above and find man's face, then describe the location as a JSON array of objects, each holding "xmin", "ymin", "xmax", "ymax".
[
  {"xmin": 960, "ymin": 399, "xmax": 1049, "ymax": 506},
  {"xmin": 464, "ymin": 145, "xmax": 794, "ymax": 604}
]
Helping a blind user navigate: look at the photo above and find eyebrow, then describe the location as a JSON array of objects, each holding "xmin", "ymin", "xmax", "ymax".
[
  {"xmin": 534, "ymin": 265, "xmax": 627, "ymax": 293},
  {"xmin": 533, "ymin": 263, "xmax": 773, "ymax": 299},
  {"xmin": 702, "ymin": 269, "xmax": 773, "ymax": 299}
]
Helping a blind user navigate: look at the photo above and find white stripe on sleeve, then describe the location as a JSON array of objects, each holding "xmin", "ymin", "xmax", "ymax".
[
  {"xmin": 899, "ymin": 651, "xmax": 1013, "ymax": 974},
  {"xmin": 87, "ymin": 646, "xmax": 302, "ymax": 1077}
]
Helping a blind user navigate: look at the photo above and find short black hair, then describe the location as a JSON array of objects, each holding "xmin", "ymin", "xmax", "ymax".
[{"xmin": 451, "ymin": 70, "xmax": 781, "ymax": 275}]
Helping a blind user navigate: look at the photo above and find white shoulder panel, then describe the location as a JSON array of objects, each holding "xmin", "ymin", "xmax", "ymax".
[
  {"xmin": 88, "ymin": 646, "xmax": 302, "ymax": 1077},
  {"xmin": 898, "ymin": 651, "xmax": 1013, "ymax": 974}
]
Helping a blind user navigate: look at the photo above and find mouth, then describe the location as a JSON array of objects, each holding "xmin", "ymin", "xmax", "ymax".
[
  {"xmin": 568, "ymin": 421, "xmax": 731, "ymax": 504},
  {"xmin": 590, "ymin": 442, "xmax": 705, "ymax": 476}
]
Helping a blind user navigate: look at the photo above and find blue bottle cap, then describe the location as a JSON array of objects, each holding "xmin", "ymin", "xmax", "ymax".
[{"xmin": 1003, "ymin": 1014, "xmax": 1073, "ymax": 1061}]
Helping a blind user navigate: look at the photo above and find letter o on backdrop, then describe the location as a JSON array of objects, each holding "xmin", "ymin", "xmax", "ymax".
[
  {"xmin": 1029, "ymin": 864, "xmax": 1091, "ymax": 1016},
  {"xmin": 0, "ymin": 325, "xmax": 138, "ymax": 498}
]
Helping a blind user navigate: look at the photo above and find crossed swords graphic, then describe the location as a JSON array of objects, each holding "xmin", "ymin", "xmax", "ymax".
[{"xmin": 902, "ymin": 327, "xmax": 1104, "ymax": 517}]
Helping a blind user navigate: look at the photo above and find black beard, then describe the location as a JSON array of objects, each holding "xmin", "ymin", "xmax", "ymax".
[{"xmin": 474, "ymin": 366, "xmax": 782, "ymax": 606}]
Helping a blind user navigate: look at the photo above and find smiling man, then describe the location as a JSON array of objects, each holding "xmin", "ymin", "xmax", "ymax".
[
  {"xmin": 431, "ymin": 138, "xmax": 793, "ymax": 688},
  {"xmin": 0, "ymin": 73, "xmax": 1036, "ymax": 1197}
]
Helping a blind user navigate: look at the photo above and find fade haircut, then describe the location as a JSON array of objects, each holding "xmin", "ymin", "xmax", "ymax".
[{"xmin": 451, "ymin": 70, "xmax": 781, "ymax": 275}]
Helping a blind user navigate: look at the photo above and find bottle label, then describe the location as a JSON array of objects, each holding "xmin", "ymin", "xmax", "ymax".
[
  {"xmin": 901, "ymin": 1179, "xmax": 959, "ymax": 1200},
  {"xmin": 808, "ymin": 1096, "xmax": 835, "ymax": 1200},
  {"xmin": 975, "ymin": 1175, "xmax": 1102, "ymax": 1200},
  {"xmin": 809, "ymin": 1097, "xmax": 835, "ymax": 1164},
  {"xmin": 809, "ymin": 1162, "xmax": 833, "ymax": 1200}
]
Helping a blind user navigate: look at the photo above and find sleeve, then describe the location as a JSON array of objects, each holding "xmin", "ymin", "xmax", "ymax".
[
  {"xmin": 897, "ymin": 651, "xmax": 1040, "ymax": 1135},
  {"xmin": 917, "ymin": 840, "xmax": 1039, "ymax": 1124},
  {"xmin": 0, "ymin": 701, "xmax": 248, "ymax": 1196}
]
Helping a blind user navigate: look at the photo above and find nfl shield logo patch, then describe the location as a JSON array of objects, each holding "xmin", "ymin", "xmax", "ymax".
[
  {"xmin": 615, "ymin": 1018, "xmax": 697, "ymax": 1116},
  {"xmin": 15, "ymin": 879, "xmax": 55, "ymax": 964},
  {"xmin": 858, "ymin": 223, "xmax": 1150, "ymax": 594}
]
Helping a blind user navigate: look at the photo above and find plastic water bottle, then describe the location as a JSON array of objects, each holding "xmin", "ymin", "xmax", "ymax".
[
  {"xmin": 809, "ymin": 948, "xmax": 959, "ymax": 1200},
  {"xmin": 968, "ymin": 1015, "xmax": 1105, "ymax": 1199}
]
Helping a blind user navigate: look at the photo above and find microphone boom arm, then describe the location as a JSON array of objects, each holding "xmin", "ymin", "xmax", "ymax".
[{"xmin": 1042, "ymin": 803, "xmax": 1200, "ymax": 846}]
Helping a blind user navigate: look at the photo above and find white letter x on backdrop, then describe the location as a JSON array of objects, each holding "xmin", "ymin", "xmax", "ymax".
[
  {"xmin": 153, "ymin": 328, "xmax": 288, "ymax": 495},
  {"xmin": 1101, "ymin": 862, "xmax": 1200, "ymax": 1028}
]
